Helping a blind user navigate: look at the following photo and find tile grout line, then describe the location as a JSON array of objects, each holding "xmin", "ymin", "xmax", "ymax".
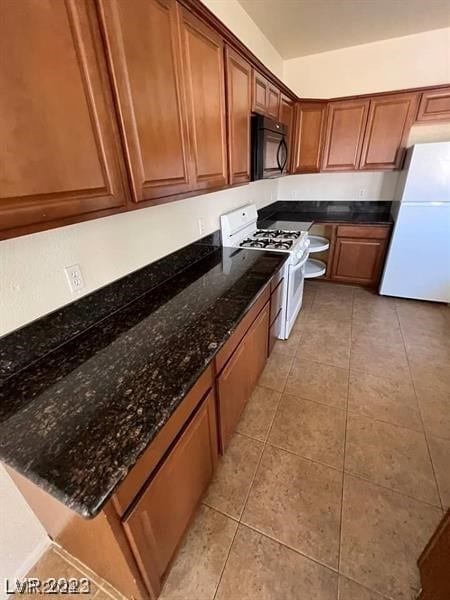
[
  {"xmin": 276, "ymin": 387, "xmax": 348, "ymax": 412},
  {"xmin": 337, "ymin": 287, "xmax": 353, "ymax": 587},
  {"xmin": 395, "ymin": 302, "xmax": 445, "ymax": 513},
  {"xmin": 338, "ymin": 572, "xmax": 394, "ymax": 600},
  {"xmin": 52, "ymin": 546, "xmax": 122, "ymax": 599},
  {"xmin": 343, "ymin": 470, "xmax": 443, "ymax": 511},
  {"xmin": 238, "ymin": 521, "xmax": 340, "ymax": 575},
  {"xmin": 265, "ymin": 440, "xmax": 344, "ymax": 474},
  {"xmin": 211, "ymin": 383, "xmax": 285, "ymax": 600},
  {"xmin": 212, "ymin": 346, "xmax": 298, "ymax": 597},
  {"xmin": 238, "ymin": 381, "xmax": 287, "ymax": 522}
]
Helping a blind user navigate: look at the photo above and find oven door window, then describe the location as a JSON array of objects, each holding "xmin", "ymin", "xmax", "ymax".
[{"xmin": 263, "ymin": 132, "xmax": 284, "ymax": 178}]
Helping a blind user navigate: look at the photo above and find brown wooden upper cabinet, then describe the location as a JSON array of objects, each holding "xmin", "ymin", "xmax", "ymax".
[
  {"xmin": 251, "ymin": 69, "xmax": 281, "ymax": 120},
  {"xmin": 267, "ymin": 83, "xmax": 281, "ymax": 120},
  {"xmin": 321, "ymin": 99, "xmax": 369, "ymax": 171},
  {"xmin": 279, "ymin": 95, "xmax": 295, "ymax": 172},
  {"xmin": 0, "ymin": 0, "xmax": 129, "ymax": 240},
  {"xmin": 225, "ymin": 47, "xmax": 252, "ymax": 185},
  {"xmin": 416, "ymin": 86, "xmax": 450, "ymax": 122},
  {"xmin": 322, "ymin": 92, "xmax": 417, "ymax": 172},
  {"xmin": 178, "ymin": 5, "xmax": 228, "ymax": 191},
  {"xmin": 98, "ymin": 0, "xmax": 192, "ymax": 203},
  {"xmin": 252, "ymin": 69, "xmax": 269, "ymax": 115},
  {"xmin": 292, "ymin": 101, "xmax": 327, "ymax": 173},
  {"xmin": 359, "ymin": 92, "xmax": 417, "ymax": 170}
]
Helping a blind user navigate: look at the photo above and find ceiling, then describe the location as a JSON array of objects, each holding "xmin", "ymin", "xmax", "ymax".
[{"xmin": 238, "ymin": 0, "xmax": 450, "ymax": 59}]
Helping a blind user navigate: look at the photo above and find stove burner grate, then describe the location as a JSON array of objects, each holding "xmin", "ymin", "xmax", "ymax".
[
  {"xmin": 255, "ymin": 229, "xmax": 301, "ymax": 240},
  {"xmin": 239, "ymin": 237, "xmax": 293, "ymax": 250}
]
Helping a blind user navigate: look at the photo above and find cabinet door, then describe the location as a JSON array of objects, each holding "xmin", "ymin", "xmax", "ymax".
[
  {"xmin": 416, "ymin": 86, "xmax": 450, "ymax": 122},
  {"xmin": 217, "ymin": 304, "xmax": 269, "ymax": 450},
  {"xmin": 322, "ymin": 99, "xmax": 369, "ymax": 171},
  {"xmin": 226, "ymin": 47, "xmax": 252, "ymax": 185},
  {"xmin": 331, "ymin": 237, "xmax": 387, "ymax": 286},
  {"xmin": 178, "ymin": 7, "xmax": 228, "ymax": 191},
  {"xmin": 98, "ymin": 0, "xmax": 192, "ymax": 203},
  {"xmin": 292, "ymin": 102, "xmax": 327, "ymax": 173},
  {"xmin": 0, "ymin": 0, "xmax": 129, "ymax": 239},
  {"xmin": 267, "ymin": 84, "xmax": 281, "ymax": 120},
  {"xmin": 280, "ymin": 95, "xmax": 295, "ymax": 172},
  {"xmin": 252, "ymin": 70, "xmax": 268, "ymax": 115},
  {"xmin": 123, "ymin": 390, "xmax": 217, "ymax": 596},
  {"xmin": 359, "ymin": 93, "xmax": 418, "ymax": 170}
]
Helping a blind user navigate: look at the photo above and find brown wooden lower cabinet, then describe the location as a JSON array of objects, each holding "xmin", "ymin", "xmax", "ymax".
[
  {"xmin": 330, "ymin": 224, "xmax": 390, "ymax": 287},
  {"xmin": 216, "ymin": 302, "xmax": 269, "ymax": 450},
  {"xmin": 123, "ymin": 389, "xmax": 218, "ymax": 596},
  {"xmin": 417, "ymin": 509, "xmax": 450, "ymax": 600}
]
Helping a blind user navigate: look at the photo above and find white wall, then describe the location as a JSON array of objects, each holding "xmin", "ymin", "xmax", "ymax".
[
  {"xmin": 201, "ymin": 0, "xmax": 283, "ymax": 78},
  {"xmin": 278, "ymin": 171, "xmax": 399, "ymax": 202},
  {"xmin": 284, "ymin": 27, "xmax": 450, "ymax": 98},
  {"xmin": 0, "ymin": 180, "xmax": 277, "ymax": 336},
  {"xmin": 0, "ymin": 466, "xmax": 49, "ymax": 598}
]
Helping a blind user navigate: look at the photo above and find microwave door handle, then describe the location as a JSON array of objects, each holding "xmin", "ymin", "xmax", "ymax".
[
  {"xmin": 276, "ymin": 139, "xmax": 283, "ymax": 171},
  {"xmin": 280, "ymin": 138, "xmax": 288, "ymax": 173}
]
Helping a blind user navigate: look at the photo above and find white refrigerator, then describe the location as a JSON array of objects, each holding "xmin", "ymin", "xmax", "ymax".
[{"xmin": 380, "ymin": 142, "xmax": 450, "ymax": 303}]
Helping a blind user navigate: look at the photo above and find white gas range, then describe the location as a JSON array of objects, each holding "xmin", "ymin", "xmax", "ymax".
[{"xmin": 221, "ymin": 205, "xmax": 311, "ymax": 339}]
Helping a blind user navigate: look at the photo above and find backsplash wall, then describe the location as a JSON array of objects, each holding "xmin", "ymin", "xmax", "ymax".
[
  {"xmin": 278, "ymin": 171, "xmax": 400, "ymax": 202},
  {"xmin": 0, "ymin": 179, "xmax": 278, "ymax": 337}
]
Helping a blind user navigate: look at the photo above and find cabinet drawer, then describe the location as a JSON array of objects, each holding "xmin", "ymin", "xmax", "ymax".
[
  {"xmin": 270, "ymin": 279, "xmax": 284, "ymax": 325},
  {"xmin": 113, "ymin": 365, "xmax": 214, "ymax": 516},
  {"xmin": 337, "ymin": 225, "xmax": 390, "ymax": 239},
  {"xmin": 270, "ymin": 266, "xmax": 284, "ymax": 292},
  {"xmin": 123, "ymin": 389, "xmax": 217, "ymax": 595},
  {"xmin": 268, "ymin": 308, "xmax": 283, "ymax": 356},
  {"xmin": 217, "ymin": 303, "xmax": 269, "ymax": 450}
]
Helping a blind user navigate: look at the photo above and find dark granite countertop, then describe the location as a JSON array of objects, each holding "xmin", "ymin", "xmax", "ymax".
[
  {"xmin": 258, "ymin": 201, "xmax": 394, "ymax": 228},
  {"xmin": 0, "ymin": 239, "xmax": 287, "ymax": 518}
]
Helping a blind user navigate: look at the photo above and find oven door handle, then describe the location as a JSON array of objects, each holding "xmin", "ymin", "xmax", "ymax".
[{"xmin": 290, "ymin": 252, "xmax": 309, "ymax": 271}]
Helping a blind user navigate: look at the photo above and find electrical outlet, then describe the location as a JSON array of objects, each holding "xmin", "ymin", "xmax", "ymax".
[
  {"xmin": 198, "ymin": 218, "xmax": 205, "ymax": 235},
  {"xmin": 64, "ymin": 264, "xmax": 85, "ymax": 293},
  {"xmin": 358, "ymin": 188, "xmax": 366, "ymax": 199}
]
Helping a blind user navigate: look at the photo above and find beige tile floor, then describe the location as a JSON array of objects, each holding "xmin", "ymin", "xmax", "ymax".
[
  {"xmin": 26, "ymin": 282, "xmax": 450, "ymax": 600},
  {"xmin": 23, "ymin": 545, "xmax": 125, "ymax": 599}
]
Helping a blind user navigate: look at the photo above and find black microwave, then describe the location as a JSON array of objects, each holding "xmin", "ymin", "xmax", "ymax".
[{"xmin": 251, "ymin": 114, "xmax": 288, "ymax": 181}]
